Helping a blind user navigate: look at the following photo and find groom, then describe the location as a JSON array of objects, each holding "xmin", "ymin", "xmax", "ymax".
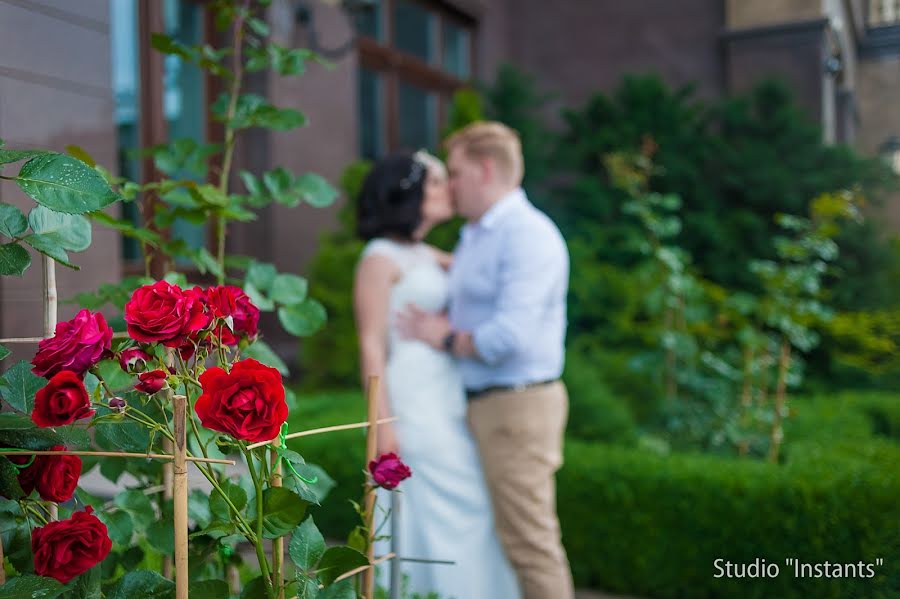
[{"xmin": 398, "ymin": 121, "xmax": 574, "ymax": 599}]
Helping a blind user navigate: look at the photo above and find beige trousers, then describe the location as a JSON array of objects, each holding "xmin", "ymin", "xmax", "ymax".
[{"xmin": 467, "ymin": 381, "xmax": 575, "ymax": 599}]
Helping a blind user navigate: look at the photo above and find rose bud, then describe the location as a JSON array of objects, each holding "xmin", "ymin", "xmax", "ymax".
[
  {"xmin": 134, "ymin": 370, "xmax": 168, "ymax": 395},
  {"xmin": 108, "ymin": 397, "xmax": 127, "ymax": 413},
  {"xmin": 118, "ymin": 347, "xmax": 152, "ymax": 374},
  {"xmin": 368, "ymin": 452, "xmax": 412, "ymax": 490}
]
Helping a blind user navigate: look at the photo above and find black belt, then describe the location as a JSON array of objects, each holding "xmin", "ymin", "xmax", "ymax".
[{"xmin": 465, "ymin": 379, "xmax": 558, "ymax": 402}]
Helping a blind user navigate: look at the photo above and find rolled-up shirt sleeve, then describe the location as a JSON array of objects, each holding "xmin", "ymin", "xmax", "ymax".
[{"xmin": 471, "ymin": 228, "xmax": 564, "ymax": 365}]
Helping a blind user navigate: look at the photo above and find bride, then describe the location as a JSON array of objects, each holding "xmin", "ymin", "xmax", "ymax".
[{"xmin": 353, "ymin": 151, "xmax": 520, "ymax": 599}]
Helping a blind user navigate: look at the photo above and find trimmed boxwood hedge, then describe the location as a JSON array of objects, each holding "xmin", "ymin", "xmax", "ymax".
[{"xmin": 288, "ymin": 390, "xmax": 900, "ymax": 598}]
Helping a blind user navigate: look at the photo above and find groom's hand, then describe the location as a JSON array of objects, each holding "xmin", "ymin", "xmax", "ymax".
[{"xmin": 396, "ymin": 305, "xmax": 451, "ymax": 350}]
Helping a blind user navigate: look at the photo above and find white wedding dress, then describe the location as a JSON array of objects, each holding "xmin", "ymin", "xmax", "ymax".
[{"xmin": 365, "ymin": 238, "xmax": 520, "ymax": 599}]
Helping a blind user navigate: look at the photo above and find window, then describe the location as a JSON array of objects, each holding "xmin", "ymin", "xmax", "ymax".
[
  {"xmin": 357, "ymin": 0, "xmax": 475, "ymax": 158},
  {"xmin": 869, "ymin": 0, "xmax": 900, "ymax": 26},
  {"xmin": 110, "ymin": 0, "xmax": 209, "ymax": 270}
]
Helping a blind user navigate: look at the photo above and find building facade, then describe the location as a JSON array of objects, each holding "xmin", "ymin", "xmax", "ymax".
[{"xmin": 0, "ymin": 0, "xmax": 898, "ymax": 362}]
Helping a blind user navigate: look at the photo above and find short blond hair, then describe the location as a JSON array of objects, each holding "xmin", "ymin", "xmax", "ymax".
[{"xmin": 444, "ymin": 121, "xmax": 524, "ymax": 186}]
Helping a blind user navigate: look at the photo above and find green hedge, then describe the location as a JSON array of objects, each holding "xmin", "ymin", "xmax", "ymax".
[{"xmin": 288, "ymin": 390, "xmax": 900, "ymax": 598}]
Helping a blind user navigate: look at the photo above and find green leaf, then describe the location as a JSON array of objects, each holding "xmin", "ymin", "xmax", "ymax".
[
  {"xmin": 16, "ymin": 153, "xmax": 119, "ymax": 214},
  {"xmin": 278, "ymin": 299, "xmax": 327, "ymax": 337},
  {"xmin": 189, "ymin": 488, "xmax": 212, "ymax": 528},
  {"xmin": 28, "ymin": 205, "xmax": 92, "ymax": 251},
  {"xmin": 0, "ymin": 360, "xmax": 45, "ymax": 413},
  {"xmin": 295, "ymin": 173, "xmax": 338, "ymax": 208},
  {"xmin": 0, "ymin": 242, "xmax": 31, "ymax": 275},
  {"xmin": 22, "ymin": 234, "xmax": 78, "ymax": 269},
  {"xmin": 0, "ymin": 575, "xmax": 65, "ymax": 599},
  {"xmin": 271, "ymin": 274, "xmax": 308, "ymax": 305},
  {"xmin": 98, "ymin": 509, "xmax": 134, "ymax": 545},
  {"xmin": 213, "ymin": 94, "xmax": 306, "ymax": 131},
  {"xmin": 188, "ymin": 581, "xmax": 230, "ymax": 599},
  {"xmin": 240, "ymin": 577, "xmax": 268, "ymax": 599},
  {"xmin": 263, "ymin": 167, "xmax": 296, "ymax": 206},
  {"xmin": 106, "ymin": 570, "xmax": 174, "ymax": 599},
  {"xmin": 315, "ymin": 546, "xmax": 368, "ymax": 586},
  {"xmin": 288, "ymin": 463, "xmax": 335, "ymax": 505},
  {"xmin": 67, "ymin": 275, "xmax": 154, "ymax": 311},
  {"xmin": 247, "ymin": 261, "xmax": 277, "ymax": 293},
  {"xmin": 0, "ymin": 457, "xmax": 25, "ymax": 500},
  {"xmin": 239, "ymin": 170, "xmax": 268, "ymax": 202},
  {"xmin": 243, "ymin": 339, "xmax": 289, "ymax": 376},
  {"xmin": 316, "ymin": 579, "xmax": 355, "ymax": 599},
  {"xmin": 244, "ymin": 281, "xmax": 274, "ymax": 312},
  {"xmin": 66, "ymin": 145, "xmax": 97, "ymax": 168},
  {"xmin": 192, "ymin": 247, "xmax": 224, "ymax": 280},
  {"xmin": 70, "ymin": 565, "xmax": 102, "ymax": 599},
  {"xmin": 0, "ymin": 345, "xmax": 9, "ymax": 362},
  {"xmin": 95, "ymin": 420, "xmax": 151, "ymax": 453},
  {"xmin": 88, "ymin": 212, "xmax": 162, "ymax": 246},
  {"xmin": 146, "ymin": 518, "xmax": 175, "ymax": 555},
  {"xmin": 115, "ymin": 489, "xmax": 156, "ymax": 528},
  {"xmin": 261, "ymin": 487, "xmax": 308, "ymax": 538},
  {"xmin": 188, "ymin": 520, "xmax": 237, "ymax": 540},
  {"xmin": 209, "ymin": 480, "xmax": 248, "ymax": 521},
  {"xmin": 290, "ymin": 516, "xmax": 326, "ymax": 571},
  {"xmin": 0, "ymin": 148, "xmax": 46, "ymax": 167},
  {"xmin": 295, "ymin": 575, "xmax": 319, "ymax": 599},
  {"xmin": 247, "ymin": 17, "xmax": 270, "ymax": 37},
  {"xmin": 0, "ymin": 203, "xmax": 27, "ymax": 237}
]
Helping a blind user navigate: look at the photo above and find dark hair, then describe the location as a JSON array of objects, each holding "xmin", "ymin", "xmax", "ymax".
[{"xmin": 356, "ymin": 154, "xmax": 425, "ymax": 241}]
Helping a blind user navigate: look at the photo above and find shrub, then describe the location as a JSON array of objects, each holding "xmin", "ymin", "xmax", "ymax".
[{"xmin": 290, "ymin": 389, "xmax": 900, "ymax": 597}]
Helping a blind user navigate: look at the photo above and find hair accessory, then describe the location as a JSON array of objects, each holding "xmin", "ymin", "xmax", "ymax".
[{"xmin": 399, "ymin": 158, "xmax": 425, "ymax": 190}]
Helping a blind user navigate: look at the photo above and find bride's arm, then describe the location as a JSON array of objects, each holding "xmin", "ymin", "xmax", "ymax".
[
  {"xmin": 353, "ymin": 254, "xmax": 401, "ymax": 455},
  {"xmin": 426, "ymin": 245, "xmax": 453, "ymax": 270}
]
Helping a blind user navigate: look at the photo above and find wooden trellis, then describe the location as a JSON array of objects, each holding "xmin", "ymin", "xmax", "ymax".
[{"xmin": 0, "ymin": 258, "xmax": 405, "ymax": 598}]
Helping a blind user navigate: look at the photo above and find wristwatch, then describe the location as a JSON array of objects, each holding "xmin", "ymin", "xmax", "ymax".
[{"xmin": 442, "ymin": 331, "xmax": 457, "ymax": 353}]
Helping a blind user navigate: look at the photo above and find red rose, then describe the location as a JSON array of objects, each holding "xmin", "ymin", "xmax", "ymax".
[
  {"xmin": 32, "ymin": 506, "xmax": 112, "ymax": 583},
  {"xmin": 195, "ymin": 358, "xmax": 287, "ymax": 443},
  {"xmin": 134, "ymin": 369, "xmax": 168, "ymax": 395},
  {"xmin": 118, "ymin": 347, "xmax": 152, "ymax": 373},
  {"xmin": 17, "ymin": 445, "xmax": 81, "ymax": 502},
  {"xmin": 32, "ymin": 371, "xmax": 93, "ymax": 427},
  {"xmin": 368, "ymin": 453, "xmax": 412, "ymax": 490},
  {"xmin": 124, "ymin": 281, "xmax": 208, "ymax": 347},
  {"xmin": 31, "ymin": 309, "xmax": 112, "ymax": 378},
  {"xmin": 200, "ymin": 285, "xmax": 260, "ymax": 346}
]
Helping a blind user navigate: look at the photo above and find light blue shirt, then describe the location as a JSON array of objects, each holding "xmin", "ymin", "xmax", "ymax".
[{"xmin": 448, "ymin": 188, "xmax": 569, "ymax": 391}]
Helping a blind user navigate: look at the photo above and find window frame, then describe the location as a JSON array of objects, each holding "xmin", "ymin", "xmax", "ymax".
[
  {"xmin": 121, "ymin": 0, "xmax": 217, "ymax": 277},
  {"xmin": 357, "ymin": 0, "xmax": 477, "ymax": 154}
]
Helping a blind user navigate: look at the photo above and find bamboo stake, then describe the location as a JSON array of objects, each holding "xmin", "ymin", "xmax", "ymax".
[
  {"xmin": 0, "ymin": 451, "xmax": 234, "ymax": 465},
  {"xmin": 768, "ymin": 339, "xmax": 792, "ymax": 464},
  {"xmin": 271, "ymin": 434, "xmax": 284, "ymax": 599},
  {"xmin": 0, "ymin": 332, "xmax": 130, "ymax": 344},
  {"xmin": 0, "ymin": 337, "xmax": 46, "ymax": 344},
  {"xmin": 162, "ymin": 349, "xmax": 175, "ymax": 579},
  {"xmin": 325, "ymin": 553, "xmax": 395, "ymax": 588},
  {"xmin": 173, "ymin": 395, "xmax": 188, "ymax": 599},
  {"xmin": 245, "ymin": 417, "xmax": 399, "ymax": 450},
  {"xmin": 42, "ymin": 256, "xmax": 58, "ymax": 522},
  {"xmin": 362, "ymin": 376, "xmax": 379, "ymax": 599}
]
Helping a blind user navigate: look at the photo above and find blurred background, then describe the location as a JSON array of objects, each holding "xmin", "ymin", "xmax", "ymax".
[{"xmin": 0, "ymin": 0, "xmax": 898, "ymax": 597}]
